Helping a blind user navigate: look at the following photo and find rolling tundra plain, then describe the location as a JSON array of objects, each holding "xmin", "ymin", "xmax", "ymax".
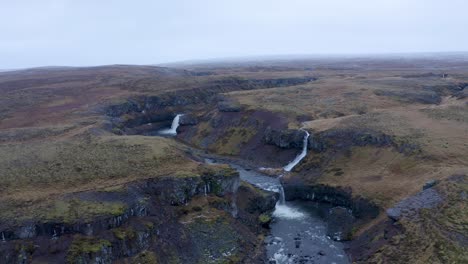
[{"xmin": 0, "ymin": 56, "xmax": 467, "ymax": 263}]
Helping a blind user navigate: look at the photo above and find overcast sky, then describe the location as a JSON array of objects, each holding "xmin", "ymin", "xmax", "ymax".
[{"xmin": 1, "ymin": 0, "xmax": 467, "ymax": 68}]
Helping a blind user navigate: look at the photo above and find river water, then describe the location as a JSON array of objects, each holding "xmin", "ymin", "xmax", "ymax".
[
  {"xmin": 189, "ymin": 114, "xmax": 348, "ymax": 263},
  {"xmin": 211, "ymin": 163, "xmax": 349, "ymax": 264}
]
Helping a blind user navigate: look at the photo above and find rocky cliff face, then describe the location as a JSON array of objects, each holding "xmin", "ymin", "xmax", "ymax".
[
  {"xmin": 306, "ymin": 128, "xmax": 420, "ymax": 155},
  {"xmin": 263, "ymin": 128, "xmax": 307, "ymax": 149},
  {"xmin": 282, "ymin": 183, "xmax": 380, "ymax": 241},
  {"xmin": 105, "ymin": 77, "xmax": 316, "ymax": 117},
  {"xmin": 0, "ymin": 166, "xmax": 277, "ymax": 264},
  {"xmin": 104, "ymin": 76, "xmax": 316, "ymax": 136},
  {"xmin": 283, "ymin": 183, "xmax": 380, "ymax": 219}
]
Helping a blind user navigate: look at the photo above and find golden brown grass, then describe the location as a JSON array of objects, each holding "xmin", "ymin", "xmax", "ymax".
[
  {"xmin": 226, "ymin": 71, "xmax": 468, "ymax": 208},
  {"xmin": 0, "ymin": 132, "xmax": 199, "ymax": 205}
]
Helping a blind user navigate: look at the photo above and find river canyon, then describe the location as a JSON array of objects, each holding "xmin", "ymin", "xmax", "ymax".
[{"xmin": 0, "ymin": 57, "xmax": 466, "ymax": 263}]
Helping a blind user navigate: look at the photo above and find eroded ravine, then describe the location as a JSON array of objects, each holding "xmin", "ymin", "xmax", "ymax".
[
  {"xmin": 163, "ymin": 115, "xmax": 350, "ymax": 263},
  {"xmin": 205, "ymin": 161, "xmax": 349, "ymax": 264}
]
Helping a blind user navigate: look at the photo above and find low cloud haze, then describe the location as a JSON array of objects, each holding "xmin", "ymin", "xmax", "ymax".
[{"xmin": 1, "ymin": 0, "xmax": 467, "ymax": 68}]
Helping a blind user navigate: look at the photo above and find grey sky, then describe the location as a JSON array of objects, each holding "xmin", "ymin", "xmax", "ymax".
[{"xmin": 1, "ymin": 0, "xmax": 467, "ymax": 68}]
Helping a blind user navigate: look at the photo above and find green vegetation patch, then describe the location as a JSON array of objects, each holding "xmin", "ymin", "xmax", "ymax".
[
  {"xmin": 67, "ymin": 236, "xmax": 112, "ymax": 263},
  {"xmin": 198, "ymin": 164, "xmax": 238, "ymax": 178},
  {"xmin": 258, "ymin": 214, "xmax": 272, "ymax": 224},
  {"xmin": 240, "ymin": 182, "xmax": 270, "ymax": 197},
  {"xmin": 211, "ymin": 127, "xmax": 256, "ymax": 155},
  {"xmin": 113, "ymin": 226, "xmax": 136, "ymax": 240},
  {"xmin": 42, "ymin": 199, "xmax": 127, "ymax": 223}
]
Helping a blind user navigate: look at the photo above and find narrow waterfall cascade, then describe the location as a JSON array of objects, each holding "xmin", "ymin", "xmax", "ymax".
[
  {"xmin": 205, "ymin": 160, "xmax": 349, "ymax": 264},
  {"xmin": 159, "ymin": 114, "xmax": 183, "ymax": 135},
  {"xmin": 283, "ymin": 130, "xmax": 310, "ymax": 172}
]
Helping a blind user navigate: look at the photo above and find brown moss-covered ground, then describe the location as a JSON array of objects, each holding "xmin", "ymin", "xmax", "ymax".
[
  {"xmin": 1, "ymin": 57, "xmax": 467, "ymax": 262},
  {"xmin": 350, "ymin": 175, "xmax": 468, "ymax": 264}
]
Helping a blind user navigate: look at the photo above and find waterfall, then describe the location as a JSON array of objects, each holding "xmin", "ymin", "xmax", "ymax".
[
  {"xmin": 1, "ymin": 232, "xmax": 5, "ymax": 242},
  {"xmin": 160, "ymin": 114, "xmax": 183, "ymax": 135},
  {"xmin": 273, "ymin": 186, "xmax": 305, "ymax": 219},
  {"xmin": 231, "ymin": 193, "xmax": 239, "ymax": 218},
  {"xmin": 278, "ymin": 185, "xmax": 286, "ymax": 204},
  {"xmin": 283, "ymin": 130, "xmax": 310, "ymax": 172}
]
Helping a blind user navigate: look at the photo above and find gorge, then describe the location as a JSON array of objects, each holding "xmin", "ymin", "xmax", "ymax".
[{"xmin": 0, "ymin": 57, "xmax": 466, "ymax": 263}]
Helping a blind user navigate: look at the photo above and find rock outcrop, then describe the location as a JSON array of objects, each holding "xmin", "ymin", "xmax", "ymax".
[
  {"xmin": 104, "ymin": 76, "xmax": 316, "ymax": 136},
  {"xmin": 327, "ymin": 206, "xmax": 355, "ymax": 241},
  {"xmin": 178, "ymin": 114, "xmax": 198, "ymax": 126},
  {"xmin": 374, "ymin": 89, "xmax": 442, "ymax": 104},
  {"xmin": 307, "ymin": 128, "xmax": 420, "ymax": 155},
  {"xmin": 106, "ymin": 77, "xmax": 316, "ymax": 118},
  {"xmin": 283, "ymin": 183, "xmax": 380, "ymax": 220},
  {"xmin": 217, "ymin": 100, "xmax": 242, "ymax": 112},
  {"xmin": 263, "ymin": 128, "xmax": 307, "ymax": 149},
  {"xmin": 386, "ymin": 188, "xmax": 443, "ymax": 221},
  {"xmin": 236, "ymin": 182, "xmax": 279, "ymax": 234},
  {"xmin": 0, "ymin": 166, "xmax": 268, "ymax": 264}
]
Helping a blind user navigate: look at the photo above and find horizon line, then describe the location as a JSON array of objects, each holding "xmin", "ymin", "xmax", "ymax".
[{"xmin": 2, "ymin": 50, "xmax": 468, "ymax": 72}]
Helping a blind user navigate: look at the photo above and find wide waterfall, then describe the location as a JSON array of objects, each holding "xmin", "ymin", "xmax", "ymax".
[
  {"xmin": 283, "ymin": 130, "xmax": 310, "ymax": 172},
  {"xmin": 160, "ymin": 114, "xmax": 183, "ymax": 135}
]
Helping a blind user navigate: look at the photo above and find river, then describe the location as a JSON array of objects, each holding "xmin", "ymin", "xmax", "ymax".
[
  {"xmin": 229, "ymin": 164, "xmax": 349, "ymax": 264},
  {"xmin": 170, "ymin": 115, "xmax": 349, "ymax": 263}
]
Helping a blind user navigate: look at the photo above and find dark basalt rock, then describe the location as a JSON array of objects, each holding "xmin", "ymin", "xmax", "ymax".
[
  {"xmin": 218, "ymin": 100, "xmax": 242, "ymax": 112},
  {"xmin": 104, "ymin": 76, "xmax": 317, "ymax": 134},
  {"xmin": 283, "ymin": 183, "xmax": 380, "ymax": 220},
  {"xmin": 213, "ymin": 76, "xmax": 316, "ymax": 89},
  {"xmin": 374, "ymin": 89, "xmax": 442, "ymax": 104},
  {"xmin": 263, "ymin": 128, "xmax": 306, "ymax": 149},
  {"xmin": 122, "ymin": 110, "xmax": 174, "ymax": 129},
  {"xmin": 422, "ymin": 82, "xmax": 468, "ymax": 99},
  {"xmin": 0, "ymin": 169, "xmax": 247, "ymax": 263},
  {"xmin": 401, "ymin": 72, "xmax": 439, "ymax": 78},
  {"xmin": 386, "ymin": 188, "xmax": 443, "ymax": 221},
  {"xmin": 236, "ymin": 182, "xmax": 279, "ymax": 232},
  {"xmin": 240, "ymin": 187, "xmax": 278, "ymax": 214},
  {"xmin": 307, "ymin": 133, "xmax": 327, "ymax": 152},
  {"xmin": 0, "ymin": 170, "xmax": 239, "ymax": 242},
  {"xmin": 146, "ymin": 173, "xmax": 240, "ymax": 206},
  {"xmin": 106, "ymin": 76, "xmax": 316, "ymax": 117},
  {"xmin": 179, "ymin": 114, "xmax": 198, "ymax": 126},
  {"xmin": 106, "ymin": 100, "xmax": 142, "ymax": 117},
  {"xmin": 306, "ymin": 128, "xmax": 420, "ymax": 155},
  {"xmin": 327, "ymin": 206, "xmax": 355, "ymax": 241},
  {"xmin": 423, "ymin": 179, "xmax": 439, "ymax": 190},
  {"xmin": 454, "ymin": 89, "xmax": 468, "ymax": 99}
]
